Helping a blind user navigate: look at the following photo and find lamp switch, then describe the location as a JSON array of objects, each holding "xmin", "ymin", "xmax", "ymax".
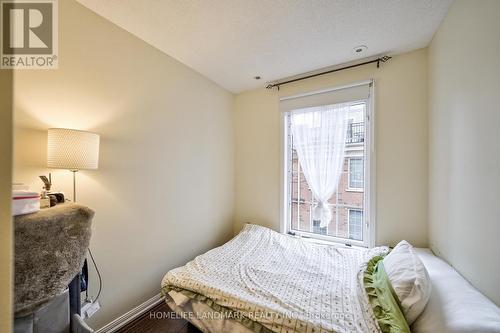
[{"xmin": 40, "ymin": 198, "xmax": 50, "ymax": 208}]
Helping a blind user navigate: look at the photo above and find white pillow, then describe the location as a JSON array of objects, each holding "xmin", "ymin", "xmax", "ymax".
[
  {"xmin": 383, "ymin": 240, "xmax": 431, "ymax": 325},
  {"xmin": 412, "ymin": 248, "xmax": 500, "ymax": 333}
]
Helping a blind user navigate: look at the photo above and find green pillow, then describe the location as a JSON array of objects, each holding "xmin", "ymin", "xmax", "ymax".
[{"xmin": 364, "ymin": 256, "xmax": 411, "ymax": 333}]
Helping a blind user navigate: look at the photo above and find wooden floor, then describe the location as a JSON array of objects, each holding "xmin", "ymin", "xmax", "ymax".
[{"xmin": 116, "ymin": 302, "xmax": 202, "ymax": 333}]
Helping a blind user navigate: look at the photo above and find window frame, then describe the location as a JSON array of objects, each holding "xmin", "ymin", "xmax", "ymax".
[{"xmin": 280, "ymin": 80, "xmax": 376, "ymax": 248}]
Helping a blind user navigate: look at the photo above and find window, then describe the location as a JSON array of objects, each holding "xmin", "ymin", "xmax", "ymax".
[
  {"xmin": 348, "ymin": 209, "xmax": 363, "ymax": 241},
  {"xmin": 312, "ymin": 220, "xmax": 327, "ymax": 235},
  {"xmin": 348, "ymin": 158, "xmax": 364, "ymax": 190},
  {"xmin": 282, "ymin": 81, "xmax": 373, "ymax": 247}
]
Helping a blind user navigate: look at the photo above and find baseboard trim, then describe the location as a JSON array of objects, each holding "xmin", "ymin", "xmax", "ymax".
[{"xmin": 94, "ymin": 293, "xmax": 164, "ymax": 333}]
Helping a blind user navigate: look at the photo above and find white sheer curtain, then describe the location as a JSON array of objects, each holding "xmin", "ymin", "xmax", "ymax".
[{"xmin": 291, "ymin": 103, "xmax": 349, "ymax": 228}]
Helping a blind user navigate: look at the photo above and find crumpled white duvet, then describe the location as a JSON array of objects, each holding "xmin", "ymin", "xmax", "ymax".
[{"xmin": 162, "ymin": 224, "xmax": 388, "ymax": 333}]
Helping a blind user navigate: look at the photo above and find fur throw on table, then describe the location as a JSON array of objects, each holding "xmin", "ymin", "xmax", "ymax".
[{"xmin": 14, "ymin": 203, "xmax": 94, "ymax": 317}]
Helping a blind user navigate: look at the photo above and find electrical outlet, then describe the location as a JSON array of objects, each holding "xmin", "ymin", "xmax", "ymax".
[
  {"xmin": 82, "ymin": 300, "xmax": 101, "ymax": 318},
  {"xmin": 81, "ymin": 301, "xmax": 92, "ymax": 318}
]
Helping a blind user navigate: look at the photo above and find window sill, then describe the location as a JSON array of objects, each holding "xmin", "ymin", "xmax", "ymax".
[
  {"xmin": 303, "ymin": 237, "xmax": 367, "ymax": 249},
  {"xmin": 286, "ymin": 232, "xmax": 367, "ymax": 249},
  {"xmin": 346, "ymin": 188, "xmax": 364, "ymax": 192}
]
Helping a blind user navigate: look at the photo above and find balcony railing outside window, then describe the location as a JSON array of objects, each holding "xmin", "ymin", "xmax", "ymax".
[{"xmin": 346, "ymin": 122, "xmax": 364, "ymax": 144}]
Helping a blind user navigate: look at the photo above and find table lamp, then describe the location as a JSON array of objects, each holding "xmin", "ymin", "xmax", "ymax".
[{"xmin": 47, "ymin": 128, "xmax": 100, "ymax": 202}]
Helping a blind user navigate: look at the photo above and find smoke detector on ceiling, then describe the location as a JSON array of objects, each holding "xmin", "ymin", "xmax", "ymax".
[{"xmin": 352, "ymin": 45, "xmax": 368, "ymax": 55}]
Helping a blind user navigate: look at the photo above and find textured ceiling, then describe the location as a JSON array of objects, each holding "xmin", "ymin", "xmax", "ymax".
[{"xmin": 76, "ymin": 0, "xmax": 452, "ymax": 93}]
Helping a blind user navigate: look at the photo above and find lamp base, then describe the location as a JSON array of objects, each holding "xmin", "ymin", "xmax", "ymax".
[{"xmin": 70, "ymin": 170, "xmax": 78, "ymax": 202}]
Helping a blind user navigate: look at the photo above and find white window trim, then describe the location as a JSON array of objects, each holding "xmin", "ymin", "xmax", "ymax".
[{"xmin": 280, "ymin": 79, "xmax": 376, "ymax": 248}]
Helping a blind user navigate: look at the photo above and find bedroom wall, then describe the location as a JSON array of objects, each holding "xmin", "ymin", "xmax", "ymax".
[
  {"xmin": 0, "ymin": 70, "xmax": 13, "ymax": 333},
  {"xmin": 234, "ymin": 49, "xmax": 428, "ymax": 247},
  {"xmin": 12, "ymin": 0, "xmax": 234, "ymax": 329},
  {"xmin": 428, "ymin": 0, "xmax": 500, "ymax": 305}
]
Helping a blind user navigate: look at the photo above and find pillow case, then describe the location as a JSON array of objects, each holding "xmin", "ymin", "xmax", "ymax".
[
  {"xmin": 383, "ymin": 240, "xmax": 431, "ymax": 325},
  {"xmin": 364, "ymin": 256, "xmax": 411, "ymax": 333}
]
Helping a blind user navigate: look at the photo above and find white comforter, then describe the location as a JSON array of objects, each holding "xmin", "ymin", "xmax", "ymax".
[{"xmin": 162, "ymin": 224, "xmax": 388, "ymax": 333}]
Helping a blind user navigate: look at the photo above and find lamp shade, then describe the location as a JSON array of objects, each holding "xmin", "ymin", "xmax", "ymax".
[{"xmin": 47, "ymin": 128, "xmax": 100, "ymax": 170}]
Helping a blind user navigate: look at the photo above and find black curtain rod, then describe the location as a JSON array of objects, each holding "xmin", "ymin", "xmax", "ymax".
[{"xmin": 266, "ymin": 56, "xmax": 391, "ymax": 90}]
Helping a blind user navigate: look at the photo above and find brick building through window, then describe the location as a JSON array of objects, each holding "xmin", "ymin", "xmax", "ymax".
[{"xmin": 289, "ymin": 103, "xmax": 365, "ymax": 241}]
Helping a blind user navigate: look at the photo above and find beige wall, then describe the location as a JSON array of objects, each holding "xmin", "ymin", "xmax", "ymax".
[
  {"xmin": 13, "ymin": 0, "xmax": 234, "ymax": 328},
  {"xmin": 428, "ymin": 0, "xmax": 500, "ymax": 305},
  {"xmin": 0, "ymin": 70, "xmax": 13, "ymax": 333},
  {"xmin": 234, "ymin": 49, "xmax": 428, "ymax": 247}
]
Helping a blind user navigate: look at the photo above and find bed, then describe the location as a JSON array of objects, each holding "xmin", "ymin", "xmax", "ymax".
[{"xmin": 161, "ymin": 224, "xmax": 500, "ymax": 333}]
